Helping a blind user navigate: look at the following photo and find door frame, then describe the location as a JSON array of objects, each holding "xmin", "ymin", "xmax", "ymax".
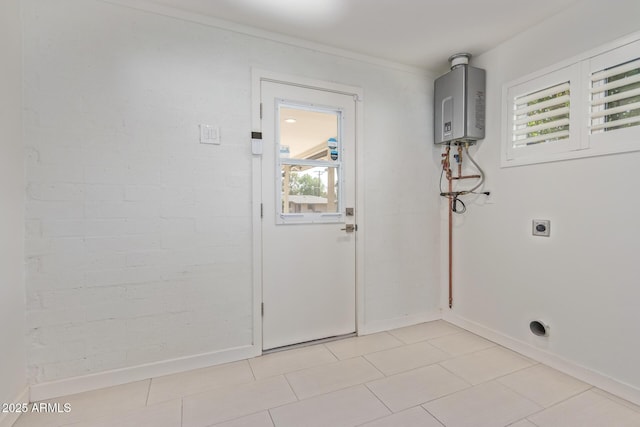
[{"xmin": 250, "ymin": 69, "xmax": 365, "ymax": 353}]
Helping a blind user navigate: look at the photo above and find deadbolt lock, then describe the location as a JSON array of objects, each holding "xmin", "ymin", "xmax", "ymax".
[{"xmin": 346, "ymin": 208, "xmax": 354, "ymax": 216}]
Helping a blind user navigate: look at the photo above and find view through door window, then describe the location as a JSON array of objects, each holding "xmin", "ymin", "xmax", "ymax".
[{"xmin": 277, "ymin": 105, "xmax": 342, "ymax": 220}]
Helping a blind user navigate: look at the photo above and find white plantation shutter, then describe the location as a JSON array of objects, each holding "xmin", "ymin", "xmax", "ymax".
[
  {"xmin": 588, "ymin": 39, "xmax": 640, "ymax": 153},
  {"xmin": 590, "ymin": 58, "xmax": 640, "ymax": 133},
  {"xmin": 503, "ymin": 35, "xmax": 640, "ymax": 167},
  {"xmin": 504, "ymin": 64, "xmax": 580, "ymax": 164},
  {"xmin": 512, "ymin": 82, "xmax": 571, "ymax": 147}
]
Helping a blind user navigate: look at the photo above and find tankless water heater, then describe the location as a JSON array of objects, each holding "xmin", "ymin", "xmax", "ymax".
[{"xmin": 434, "ymin": 53, "xmax": 486, "ymax": 145}]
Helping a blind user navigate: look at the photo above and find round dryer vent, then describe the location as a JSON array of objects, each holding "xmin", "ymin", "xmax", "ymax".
[{"xmin": 529, "ymin": 320, "xmax": 549, "ymax": 337}]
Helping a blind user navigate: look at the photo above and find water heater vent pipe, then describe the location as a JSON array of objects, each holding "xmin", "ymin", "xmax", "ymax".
[{"xmin": 448, "ymin": 53, "xmax": 471, "ymax": 69}]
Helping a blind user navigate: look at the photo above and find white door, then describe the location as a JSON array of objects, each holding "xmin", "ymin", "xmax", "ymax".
[{"xmin": 261, "ymin": 81, "xmax": 357, "ymax": 350}]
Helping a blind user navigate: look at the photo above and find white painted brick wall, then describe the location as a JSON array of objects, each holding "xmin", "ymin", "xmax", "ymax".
[{"xmin": 23, "ymin": 0, "xmax": 437, "ymax": 383}]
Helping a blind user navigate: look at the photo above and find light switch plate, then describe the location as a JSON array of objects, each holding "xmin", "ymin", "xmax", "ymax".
[{"xmin": 200, "ymin": 124, "xmax": 220, "ymax": 144}]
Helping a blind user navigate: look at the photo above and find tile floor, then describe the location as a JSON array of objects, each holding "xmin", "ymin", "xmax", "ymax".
[{"xmin": 14, "ymin": 320, "xmax": 640, "ymax": 427}]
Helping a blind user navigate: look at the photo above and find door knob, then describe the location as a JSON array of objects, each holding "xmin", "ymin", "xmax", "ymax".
[{"xmin": 340, "ymin": 224, "xmax": 356, "ymax": 233}]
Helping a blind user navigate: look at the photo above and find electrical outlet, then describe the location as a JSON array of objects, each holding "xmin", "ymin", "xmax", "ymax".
[{"xmin": 532, "ymin": 219, "xmax": 550, "ymax": 237}]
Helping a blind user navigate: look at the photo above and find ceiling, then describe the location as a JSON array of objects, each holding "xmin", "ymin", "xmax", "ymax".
[{"xmin": 142, "ymin": 0, "xmax": 579, "ymax": 72}]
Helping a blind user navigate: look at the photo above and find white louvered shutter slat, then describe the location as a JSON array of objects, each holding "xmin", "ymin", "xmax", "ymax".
[
  {"xmin": 590, "ymin": 57, "xmax": 640, "ymax": 134},
  {"xmin": 512, "ymin": 81, "xmax": 570, "ymax": 147}
]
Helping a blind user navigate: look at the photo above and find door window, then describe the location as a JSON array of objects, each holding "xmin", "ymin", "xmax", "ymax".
[{"xmin": 276, "ymin": 103, "xmax": 343, "ymax": 223}]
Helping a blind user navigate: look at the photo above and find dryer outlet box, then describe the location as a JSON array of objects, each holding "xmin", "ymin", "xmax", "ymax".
[{"xmin": 532, "ymin": 219, "xmax": 550, "ymax": 237}]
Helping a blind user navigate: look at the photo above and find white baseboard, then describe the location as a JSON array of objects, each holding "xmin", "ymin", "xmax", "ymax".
[
  {"xmin": 27, "ymin": 311, "xmax": 438, "ymax": 402},
  {"xmin": 359, "ymin": 310, "xmax": 442, "ymax": 336},
  {"xmin": 31, "ymin": 311, "xmax": 640, "ymax": 408},
  {"xmin": 26, "ymin": 311, "xmax": 436, "ymax": 402},
  {"xmin": 443, "ymin": 311, "xmax": 640, "ymax": 406},
  {"xmin": 0, "ymin": 386, "xmax": 29, "ymax": 427},
  {"xmin": 29, "ymin": 344, "xmax": 259, "ymax": 402}
]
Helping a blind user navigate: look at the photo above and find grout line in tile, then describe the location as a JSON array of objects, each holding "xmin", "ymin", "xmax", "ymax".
[
  {"xmin": 552, "ymin": 386, "xmax": 594, "ymax": 407},
  {"xmin": 422, "ymin": 405, "xmax": 446, "ymax": 427},
  {"xmin": 487, "ymin": 362, "xmax": 539, "ymax": 382},
  {"xmin": 514, "ymin": 387, "xmax": 595, "ymax": 421},
  {"xmin": 264, "ymin": 384, "xmax": 379, "ymax": 419},
  {"xmin": 150, "ymin": 377, "xmax": 259, "ymax": 405},
  {"xmin": 359, "ymin": 336, "xmax": 439, "ymax": 360},
  {"xmin": 362, "ymin": 358, "xmax": 474, "ymax": 390},
  {"xmin": 181, "ymin": 376, "xmax": 300, "ymax": 418},
  {"xmin": 362, "ymin": 382, "xmax": 394, "ymax": 414},
  {"xmin": 273, "ymin": 381, "xmax": 398, "ymax": 419},
  {"xmin": 424, "ymin": 329, "xmax": 465, "ymax": 340},
  {"xmin": 593, "ymin": 387, "xmax": 640, "ymax": 413},
  {"xmin": 145, "ymin": 378, "xmax": 152, "ymax": 406},
  {"xmin": 435, "ymin": 361, "xmax": 474, "ymax": 386},
  {"xmin": 282, "ymin": 373, "xmax": 301, "ymax": 401},
  {"xmin": 358, "ymin": 354, "xmax": 387, "ymax": 377},
  {"xmin": 350, "ymin": 332, "xmax": 405, "ymax": 357},
  {"xmin": 495, "ymin": 379, "xmax": 544, "ymax": 406},
  {"xmin": 180, "ymin": 397, "xmax": 184, "ymax": 427},
  {"xmin": 425, "ymin": 334, "xmax": 499, "ymax": 356},
  {"xmin": 439, "ymin": 341, "xmax": 528, "ymax": 363},
  {"xmin": 485, "ymin": 380, "xmax": 543, "ymax": 415},
  {"xmin": 419, "ymin": 382, "xmax": 476, "ymax": 407},
  {"xmin": 365, "ymin": 366, "xmax": 475, "ymax": 412},
  {"xmin": 204, "ymin": 410, "xmax": 266, "ymax": 427},
  {"xmin": 432, "ymin": 347, "xmax": 540, "ymax": 388},
  {"xmin": 430, "ymin": 329, "xmax": 468, "ymax": 341},
  {"xmin": 363, "ymin": 352, "xmax": 448, "ymax": 378},
  {"xmin": 265, "ymin": 398, "xmax": 302, "ymax": 414},
  {"xmin": 506, "ymin": 417, "xmax": 538, "ymax": 427},
  {"xmin": 431, "ymin": 347, "xmax": 456, "ymax": 360},
  {"xmin": 282, "ymin": 371, "xmax": 375, "ymax": 403},
  {"xmin": 322, "ymin": 342, "xmax": 341, "ymax": 360},
  {"xmin": 246, "ymin": 357, "xmax": 258, "ymax": 381},
  {"xmin": 267, "ymin": 409, "xmax": 276, "ymax": 427},
  {"xmin": 251, "ymin": 343, "xmax": 341, "ymax": 380},
  {"xmin": 497, "ymin": 370, "xmax": 591, "ymax": 409},
  {"xmin": 385, "ymin": 331, "xmax": 411, "ymax": 345},
  {"xmin": 417, "ymin": 380, "xmax": 552, "ymax": 427},
  {"xmin": 271, "ymin": 360, "xmax": 338, "ymax": 379},
  {"xmin": 323, "ymin": 334, "xmax": 407, "ymax": 360}
]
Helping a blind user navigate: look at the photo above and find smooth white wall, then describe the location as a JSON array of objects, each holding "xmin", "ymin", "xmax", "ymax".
[
  {"xmin": 0, "ymin": 0, "xmax": 27, "ymax": 416},
  {"xmin": 22, "ymin": 0, "xmax": 439, "ymax": 385},
  {"xmin": 448, "ymin": 0, "xmax": 640, "ymax": 396}
]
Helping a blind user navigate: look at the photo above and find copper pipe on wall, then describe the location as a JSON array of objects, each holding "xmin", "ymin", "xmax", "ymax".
[
  {"xmin": 441, "ymin": 144, "xmax": 486, "ymax": 309},
  {"xmin": 441, "ymin": 146, "xmax": 454, "ymax": 309},
  {"xmin": 443, "ymin": 145, "xmax": 476, "ymax": 309},
  {"xmin": 448, "ymin": 166, "xmax": 453, "ymax": 309}
]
